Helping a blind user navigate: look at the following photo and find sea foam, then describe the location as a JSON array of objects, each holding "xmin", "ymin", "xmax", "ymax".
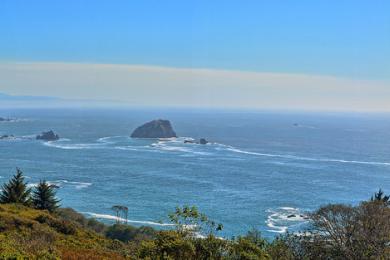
[
  {"xmin": 266, "ymin": 207, "xmax": 309, "ymax": 233},
  {"xmin": 83, "ymin": 212, "xmax": 175, "ymax": 227}
]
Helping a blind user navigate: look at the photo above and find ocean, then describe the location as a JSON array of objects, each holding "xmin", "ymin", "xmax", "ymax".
[{"xmin": 1, "ymin": 108, "xmax": 390, "ymax": 239}]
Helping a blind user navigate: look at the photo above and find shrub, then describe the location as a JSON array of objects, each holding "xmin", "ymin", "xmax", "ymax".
[
  {"xmin": 139, "ymin": 230, "xmax": 195, "ymax": 259},
  {"xmin": 106, "ymin": 224, "xmax": 156, "ymax": 242},
  {"xmin": 56, "ymin": 208, "xmax": 88, "ymax": 226},
  {"xmin": 35, "ymin": 214, "xmax": 77, "ymax": 235}
]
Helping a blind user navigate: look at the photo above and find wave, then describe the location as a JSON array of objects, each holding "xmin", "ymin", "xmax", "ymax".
[
  {"xmin": 0, "ymin": 118, "xmax": 31, "ymax": 123},
  {"xmin": 97, "ymin": 136, "xmax": 129, "ymax": 144},
  {"xmin": 83, "ymin": 212, "xmax": 175, "ymax": 227},
  {"xmin": 44, "ymin": 136, "xmax": 137, "ymax": 150},
  {"xmin": 293, "ymin": 124, "xmax": 317, "ymax": 129},
  {"xmin": 28, "ymin": 179, "xmax": 92, "ymax": 190},
  {"xmin": 266, "ymin": 207, "xmax": 309, "ymax": 233},
  {"xmin": 40, "ymin": 135, "xmax": 390, "ymax": 167},
  {"xmin": 0, "ymin": 134, "xmax": 38, "ymax": 142},
  {"xmin": 225, "ymin": 147, "xmax": 390, "ymax": 167},
  {"xmin": 149, "ymin": 137, "xmax": 214, "ymax": 156},
  {"xmin": 115, "ymin": 146, "xmax": 144, "ymax": 151},
  {"xmin": 43, "ymin": 140, "xmax": 105, "ymax": 150},
  {"xmin": 0, "ymin": 136, "xmax": 21, "ymax": 142}
]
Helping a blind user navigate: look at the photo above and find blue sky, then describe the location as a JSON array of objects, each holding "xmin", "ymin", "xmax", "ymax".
[
  {"xmin": 0, "ymin": 1, "xmax": 389, "ymax": 110},
  {"xmin": 1, "ymin": 0, "xmax": 389, "ymax": 79}
]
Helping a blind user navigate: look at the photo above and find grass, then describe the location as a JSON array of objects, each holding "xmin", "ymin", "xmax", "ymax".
[{"xmin": 0, "ymin": 204, "xmax": 130, "ymax": 259}]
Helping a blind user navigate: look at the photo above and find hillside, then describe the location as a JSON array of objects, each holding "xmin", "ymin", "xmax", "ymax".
[
  {"xmin": 0, "ymin": 204, "xmax": 132, "ymax": 259},
  {"xmin": 0, "ymin": 169, "xmax": 388, "ymax": 259}
]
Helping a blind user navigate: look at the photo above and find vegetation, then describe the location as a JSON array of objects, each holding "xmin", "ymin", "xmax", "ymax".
[
  {"xmin": 0, "ymin": 168, "xmax": 31, "ymax": 205},
  {"xmin": 0, "ymin": 168, "xmax": 389, "ymax": 259},
  {"xmin": 276, "ymin": 198, "xmax": 390, "ymax": 259},
  {"xmin": 32, "ymin": 180, "xmax": 61, "ymax": 212}
]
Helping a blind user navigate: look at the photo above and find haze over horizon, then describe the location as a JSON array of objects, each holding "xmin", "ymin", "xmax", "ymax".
[{"xmin": 0, "ymin": 1, "xmax": 389, "ymax": 111}]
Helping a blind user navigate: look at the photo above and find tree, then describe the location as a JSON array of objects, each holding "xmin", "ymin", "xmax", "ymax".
[
  {"xmin": 0, "ymin": 168, "xmax": 31, "ymax": 205},
  {"xmin": 371, "ymin": 188, "xmax": 390, "ymax": 205},
  {"xmin": 32, "ymin": 180, "xmax": 60, "ymax": 212},
  {"xmin": 111, "ymin": 205, "xmax": 128, "ymax": 224},
  {"xmin": 168, "ymin": 205, "xmax": 223, "ymax": 237},
  {"xmin": 283, "ymin": 199, "xmax": 390, "ymax": 259}
]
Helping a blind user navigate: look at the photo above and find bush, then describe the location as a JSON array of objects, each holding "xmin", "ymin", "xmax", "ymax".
[
  {"xmin": 56, "ymin": 208, "xmax": 88, "ymax": 226},
  {"xmin": 139, "ymin": 230, "xmax": 195, "ymax": 259},
  {"xmin": 229, "ymin": 237, "xmax": 269, "ymax": 259},
  {"xmin": 10, "ymin": 225, "xmax": 58, "ymax": 258},
  {"xmin": 35, "ymin": 214, "xmax": 77, "ymax": 235},
  {"xmin": 87, "ymin": 218, "xmax": 106, "ymax": 234},
  {"xmin": 106, "ymin": 224, "xmax": 156, "ymax": 242},
  {"xmin": 193, "ymin": 235, "xmax": 229, "ymax": 259}
]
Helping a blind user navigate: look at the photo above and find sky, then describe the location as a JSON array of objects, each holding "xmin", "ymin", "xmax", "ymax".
[{"xmin": 0, "ymin": 1, "xmax": 389, "ymax": 111}]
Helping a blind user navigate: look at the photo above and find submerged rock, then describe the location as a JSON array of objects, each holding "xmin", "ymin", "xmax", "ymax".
[
  {"xmin": 0, "ymin": 134, "xmax": 14, "ymax": 140},
  {"xmin": 131, "ymin": 119, "xmax": 177, "ymax": 138},
  {"xmin": 0, "ymin": 117, "xmax": 12, "ymax": 122},
  {"xmin": 36, "ymin": 130, "xmax": 60, "ymax": 141},
  {"xmin": 184, "ymin": 138, "xmax": 209, "ymax": 145},
  {"xmin": 199, "ymin": 138, "xmax": 208, "ymax": 145}
]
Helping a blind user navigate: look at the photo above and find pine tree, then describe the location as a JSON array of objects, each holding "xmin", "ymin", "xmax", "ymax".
[
  {"xmin": 32, "ymin": 180, "xmax": 60, "ymax": 212},
  {"xmin": 0, "ymin": 168, "xmax": 31, "ymax": 205},
  {"xmin": 371, "ymin": 189, "xmax": 390, "ymax": 205}
]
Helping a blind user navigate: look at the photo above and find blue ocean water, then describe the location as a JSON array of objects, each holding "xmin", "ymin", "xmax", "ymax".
[{"xmin": 1, "ymin": 108, "xmax": 390, "ymax": 238}]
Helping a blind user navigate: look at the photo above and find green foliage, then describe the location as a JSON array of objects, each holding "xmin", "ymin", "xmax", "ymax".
[
  {"xmin": 56, "ymin": 207, "xmax": 89, "ymax": 226},
  {"xmin": 169, "ymin": 205, "xmax": 223, "ymax": 236},
  {"xmin": 274, "ymin": 192, "xmax": 390, "ymax": 259},
  {"xmin": 192, "ymin": 235, "xmax": 228, "ymax": 260},
  {"xmin": 0, "ymin": 204, "xmax": 128, "ymax": 259},
  {"xmin": 87, "ymin": 218, "xmax": 106, "ymax": 233},
  {"xmin": 266, "ymin": 236, "xmax": 295, "ymax": 260},
  {"xmin": 371, "ymin": 188, "xmax": 390, "ymax": 205},
  {"xmin": 35, "ymin": 214, "xmax": 77, "ymax": 235},
  {"xmin": 32, "ymin": 180, "xmax": 60, "ymax": 212},
  {"xmin": 229, "ymin": 237, "xmax": 269, "ymax": 260},
  {"xmin": 0, "ymin": 168, "xmax": 31, "ymax": 205},
  {"xmin": 106, "ymin": 224, "xmax": 156, "ymax": 242},
  {"xmin": 0, "ymin": 170, "xmax": 388, "ymax": 259},
  {"xmin": 138, "ymin": 230, "xmax": 196, "ymax": 259}
]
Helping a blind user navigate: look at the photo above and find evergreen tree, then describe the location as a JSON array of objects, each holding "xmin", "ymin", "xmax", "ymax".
[
  {"xmin": 371, "ymin": 189, "xmax": 390, "ymax": 205},
  {"xmin": 0, "ymin": 168, "xmax": 31, "ymax": 205},
  {"xmin": 32, "ymin": 180, "xmax": 60, "ymax": 212}
]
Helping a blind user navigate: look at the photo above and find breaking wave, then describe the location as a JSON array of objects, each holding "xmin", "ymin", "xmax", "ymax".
[
  {"xmin": 83, "ymin": 212, "xmax": 175, "ymax": 227},
  {"xmin": 224, "ymin": 147, "xmax": 390, "ymax": 166},
  {"xmin": 40, "ymin": 135, "xmax": 390, "ymax": 167},
  {"xmin": 28, "ymin": 179, "xmax": 92, "ymax": 190},
  {"xmin": 266, "ymin": 207, "xmax": 309, "ymax": 233},
  {"xmin": 43, "ymin": 139, "xmax": 106, "ymax": 150}
]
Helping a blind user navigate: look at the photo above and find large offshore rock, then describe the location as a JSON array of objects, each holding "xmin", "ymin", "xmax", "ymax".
[
  {"xmin": 131, "ymin": 119, "xmax": 177, "ymax": 138},
  {"xmin": 36, "ymin": 130, "xmax": 60, "ymax": 141}
]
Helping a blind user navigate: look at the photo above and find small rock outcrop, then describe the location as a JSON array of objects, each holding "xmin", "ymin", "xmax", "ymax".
[
  {"xmin": 131, "ymin": 119, "xmax": 177, "ymax": 138},
  {"xmin": 0, "ymin": 134, "xmax": 14, "ymax": 140},
  {"xmin": 184, "ymin": 138, "xmax": 208, "ymax": 145},
  {"xmin": 199, "ymin": 138, "xmax": 208, "ymax": 145},
  {"xmin": 0, "ymin": 117, "xmax": 12, "ymax": 122},
  {"xmin": 36, "ymin": 130, "xmax": 60, "ymax": 141}
]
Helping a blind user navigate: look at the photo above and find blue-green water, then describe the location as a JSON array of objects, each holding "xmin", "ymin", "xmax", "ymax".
[{"xmin": 1, "ymin": 108, "xmax": 390, "ymax": 238}]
